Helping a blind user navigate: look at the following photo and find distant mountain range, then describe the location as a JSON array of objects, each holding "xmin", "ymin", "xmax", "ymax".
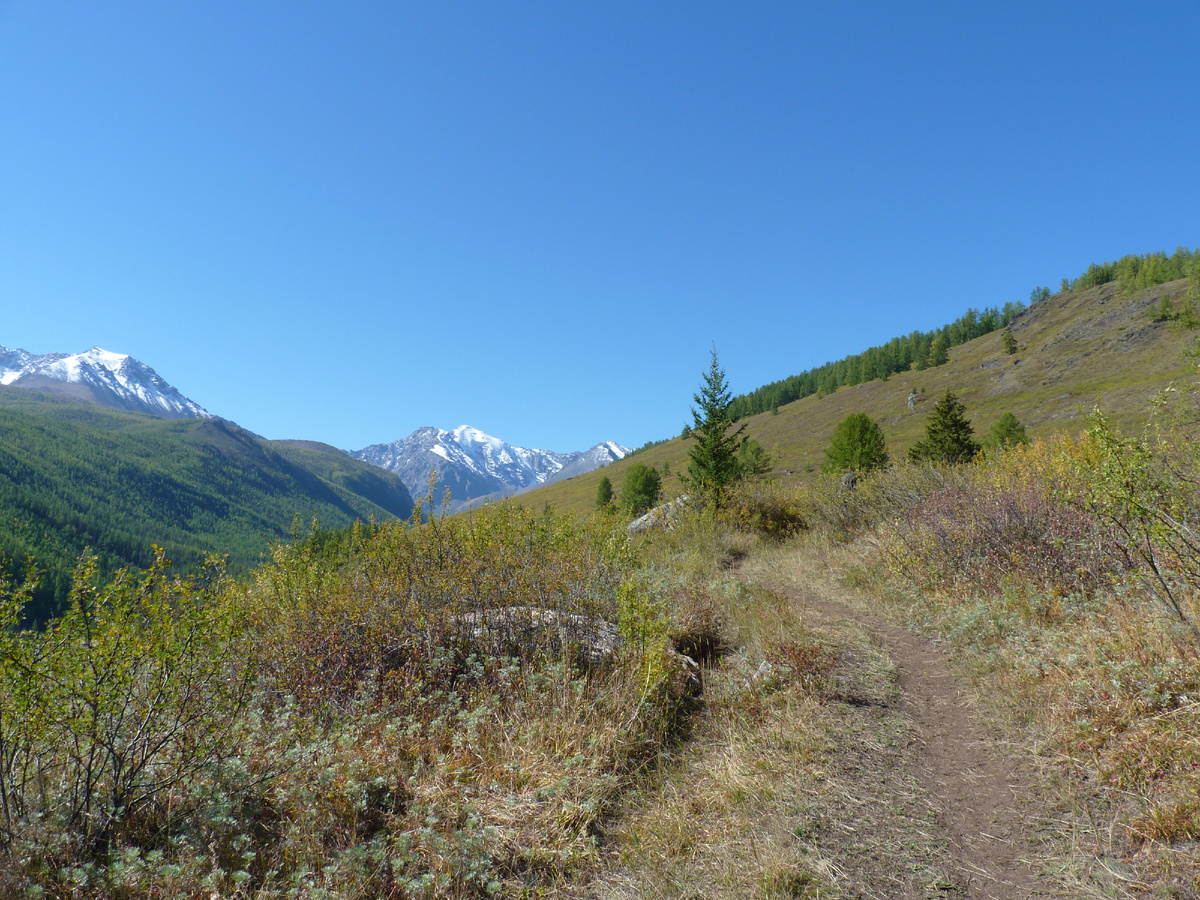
[
  {"xmin": 0, "ymin": 343, "xmax": 628, "ymax": 616},
  {"xmin": 0, "ymin": 345, "xmax": 629, "ymax": 506},
  {"xmin": 0, "ymin": 345, "xmax": 212, "ymax": 419},
  {"xmin": 352, "ymin": 426, "xmax": 629, "ymax": 509}
]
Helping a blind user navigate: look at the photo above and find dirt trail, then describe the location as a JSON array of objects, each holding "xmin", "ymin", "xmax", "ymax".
[{"xmin": 790, "ymin": 587, "xmax": 1050, "ymax": 900}]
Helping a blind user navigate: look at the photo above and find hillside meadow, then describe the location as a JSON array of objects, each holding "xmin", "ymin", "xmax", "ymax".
[
  {"xmin": 519, "ymin": 278, "xmax": 1196, "ymax": 514},
  {"xmin": 3, "ymin": 263, "xmax": 1199, "ymax": 897},
  {"xmin": 3, "ymin": 379, "xmax": 1200, "ymax": 895}
]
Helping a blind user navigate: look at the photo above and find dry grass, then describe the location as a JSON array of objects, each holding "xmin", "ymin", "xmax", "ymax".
[
  {"xmin": 516, "ymin": 278, "xmax": 1195, "ymax": 516},
  {"xmin": 580, "ymin": 573, "xmax": 976, "ymax": 900}
]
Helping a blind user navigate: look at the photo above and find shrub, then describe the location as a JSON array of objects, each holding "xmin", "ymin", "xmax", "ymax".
[
  {"xmin": 721, "ymin": 479, "xmax": 806, "ymax": 540},
  {"xmin": 881, "ymin": 437, "xmax": 1126, "ymax": 598},
  {"xmin": 0, "ymin": 549, "xmax": 251, "ymax": 862},
  {"xmin": 621, "ymin": 463, "xmax": 662, "ymax": 517}
]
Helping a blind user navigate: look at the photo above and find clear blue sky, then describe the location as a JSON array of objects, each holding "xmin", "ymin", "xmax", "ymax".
[{"xmin": 2, "ymin": 2, "xmax": 1197, "ymax": 452}]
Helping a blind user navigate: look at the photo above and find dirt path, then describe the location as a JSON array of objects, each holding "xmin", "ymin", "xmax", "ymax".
[{"xmin": 789, "ymin": 587, "xmax": 1050, "ymax": 900}]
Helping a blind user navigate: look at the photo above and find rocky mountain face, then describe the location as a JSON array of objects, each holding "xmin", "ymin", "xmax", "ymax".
[
  {"xmin": 351, "ymin": 426, "xmax": 629, "ymax": 509},
  {"xmin": 0, "ymin": 345, "xmax": 211, "ymax": 419}
]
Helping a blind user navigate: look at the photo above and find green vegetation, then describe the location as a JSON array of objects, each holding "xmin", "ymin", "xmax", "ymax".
[
  {"xmin": 1064, "ymin": 245, "xmax": 1197, "ymax": 293},
  {"xmin": 0, "ymin": 390, "xmax": 412, "ymax": 622},
  {"xmin": 735, "ymin": 437, "xmax": 771, "ymax": 477},
  {"xmin": 987, "ymin": 411, "xmax": 1029, "ymax": 449},
  {"xmin": 823, "ymin": 412, "xmax": 889, "ymax": 473},
  {"xmin": 1002, "ymin": 328, "xmax": 1017, "ymax": 354},
  {"xmin": 908, "ymin": 390, "xmax": 979, "ymax": 464},
  {"xmin": 596, "ymin": 474, "xmax": 614, "ymax": 508},
  {"xmin": 620, "ymin": 463, "xmax": 661, "ymax": 516},
  {"xmin": 0, "ymin": 501, "xmax": 706, "ymax": 898},
  {"xmin": 726, "ymin": 301, "xmax": 1026, "ymax": 419},
  {"xmin": 627, "ymin": 436, "xmax": 670, "ymax": 457},
  {"xmin": 684, "ymin": 349, "xmax": 747, "ymax": 507},
  {"xmin": 0, "ymin": 549, "xmax": 251, "ymax": 859}
]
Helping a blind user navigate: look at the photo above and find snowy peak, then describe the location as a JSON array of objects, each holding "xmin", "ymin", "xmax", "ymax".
[
  {"xmin": 0, "ymin": 344, "xmax": 211, "ymax": 419},
  {"xmin": 351, "ymin": 426, "xmax": 629, "ymax": 508}
]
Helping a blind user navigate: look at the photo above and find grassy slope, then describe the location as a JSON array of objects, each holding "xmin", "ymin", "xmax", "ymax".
[
  {"xmin": 0, "ymin": 391, "xmax": 413, "ymax": 619},
  {"xmin": 519, "ymin": 278, "xmax": 1196, "ymax": 513}
]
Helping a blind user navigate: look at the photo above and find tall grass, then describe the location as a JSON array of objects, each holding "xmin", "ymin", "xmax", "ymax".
[{"xmin": 718, "ymin": 403, "xmax": 1200, "ymax": 882}]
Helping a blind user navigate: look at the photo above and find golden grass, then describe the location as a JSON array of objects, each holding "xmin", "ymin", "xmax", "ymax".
[{"xmin": 517, "ymin": 278, "xmax": 1196, "ymax": 515}]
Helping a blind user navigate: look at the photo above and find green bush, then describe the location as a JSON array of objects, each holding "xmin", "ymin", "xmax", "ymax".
[
  {"xmin": 0, "ymin": 548, "xmax": 251, "ymax": 861},
  {"xmin": 621, "ymin": 463, "xmax": 662, "ymax": 517},
  {"xmin": 823, "ymin": 412, "xmax": 889, "ymax": 473}
]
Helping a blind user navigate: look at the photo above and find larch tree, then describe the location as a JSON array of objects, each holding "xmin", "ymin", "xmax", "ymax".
[
  {"xmin": 595, "ymin": 475, "xmax": 613, "ymax": 509},
  {"xmin": 620, "ymin": 464, "xmax": 661, "ymax": 516},
  {"xmin": 988, "ymin": 412, "xmax": 1029, "ymax": 450},
  {"xmin": 824, "ymin": 413, "xmax": 889, "ymax": 473}
]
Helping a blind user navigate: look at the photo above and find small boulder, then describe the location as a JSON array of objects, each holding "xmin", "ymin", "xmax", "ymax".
[{"xmin": 627, "ymin": 495, "xmax": 690, "ymax": 535}]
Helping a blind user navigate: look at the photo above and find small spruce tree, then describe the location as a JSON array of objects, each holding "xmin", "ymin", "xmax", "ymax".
[
  {"xmin": 824, "ymin": 413, "xmax": 889, "ymax": 473},
  {"xmin": 1002, "ymin": 329, "xmax": 1018, "ymax": 354},
  {"xmin": 908, "ymin": 390, "xmax": 980, "ymax": 464},
  {"xmin": 683, "ymin": 348, "xmax": 746, "ymax": 507}
]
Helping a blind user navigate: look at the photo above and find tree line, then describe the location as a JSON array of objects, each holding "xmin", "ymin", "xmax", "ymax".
[
  {"xmin": 1057, "ymin": 246, "xmax": 1198, "ymax": 295},
  {"xmin": 726, "ymin": 302, "xmax": 1027, "ymax": 420}
]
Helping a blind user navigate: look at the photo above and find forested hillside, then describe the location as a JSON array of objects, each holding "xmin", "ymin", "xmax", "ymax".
[
  {"xmin": 0, "ymin": 390, "xmax": 413, "ymax": 621},
  {"xmin": 524, "ymin": 249, "xmax": 1199, "ymax": 513},
  {"xmin": 726, "ymin": 246, "xmax": 1199, "ymax": 420}
]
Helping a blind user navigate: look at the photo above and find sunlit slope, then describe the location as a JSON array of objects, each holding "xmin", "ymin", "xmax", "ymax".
[{"xmin": 517, "ymin": 278, "xmax": 1196, "ymax": 513}]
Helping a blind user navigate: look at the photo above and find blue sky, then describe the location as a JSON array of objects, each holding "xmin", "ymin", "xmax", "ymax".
[{"xmin": 2, "ymin": 2, "xmax": 1197, "ymax": 452}]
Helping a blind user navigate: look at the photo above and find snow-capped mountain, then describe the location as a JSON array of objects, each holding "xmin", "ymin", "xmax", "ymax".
[
  {"xmin": 352, "ymin": 426, "xmax": 629, "ymax": 508},
  {"xmin": 0, "ymin": 345, "xmax": 211, "ymax": 419}
]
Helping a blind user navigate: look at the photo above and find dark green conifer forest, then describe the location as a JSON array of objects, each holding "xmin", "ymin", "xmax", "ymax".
[{"xmin": 0, "ymin": 390, "xmax": 412, "ymax": 622}]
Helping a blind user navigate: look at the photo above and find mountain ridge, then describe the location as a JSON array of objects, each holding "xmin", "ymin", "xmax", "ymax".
[
  {"xmin": 0, "ymin": 345, "xmax": 211, "ymax": 419},
  {"xmin": 351, "ymin": 426, "xmax": 629, "ymax": 509}
]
